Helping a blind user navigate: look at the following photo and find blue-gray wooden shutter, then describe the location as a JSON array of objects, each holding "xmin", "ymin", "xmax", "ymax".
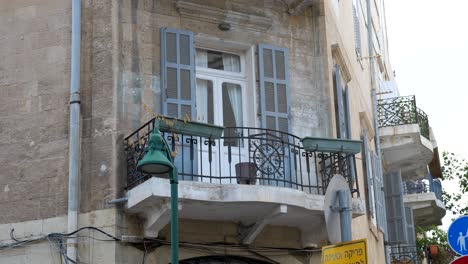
[
  {"xmin": 258, "ymin": 44, "xmax": 290, "ymax": 133},
  {"xmin": 362, "ymin": 130, "xmax": 374, "ymax": 217},
  {"xmin": 373, "ymin": 152, "xmax": 387, "ymax": 236},
  {"xmin": 405, "ymin": 207, "xmax": 416, "ymax": 245},
  {"xmin": 384, "ymin": 169, "xmax": 408, "ymax": 245},
  {"xmin": 258, "ymin": 44, "xmax": 293, "ymax": 186},
  {"xmin": 334, "ymin": 64, "xmax": 346, "ymax": 138},
  {"xmin": 160, "ymin": 28, "xmax": 197, "ymax": 180},
  {"xmin": 353, "ymin": 0, "xmax": 362, "ymax": 55},
  {"xmin": 344, "ymin": 85, "xmax": 351, "ymax": 139},
  {"xmin": 343, "ymin": 85, "xmax": 356, "ymax": 185},
  {"xmin": 161, "ymin": 28, "xmax": 196, "ymax": 120}
]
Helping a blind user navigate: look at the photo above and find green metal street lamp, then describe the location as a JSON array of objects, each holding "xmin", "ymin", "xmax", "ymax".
[{"xmin": 137, "ymin": 122, "xmax": 179, "ymax": 263}]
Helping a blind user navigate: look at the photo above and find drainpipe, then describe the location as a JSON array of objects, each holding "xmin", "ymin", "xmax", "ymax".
[
  {"xmin": 67, "ymin": 0, "xmax": 81, "ymax": 262},
  {"xmin": 366, "ymin": 0, "xmax": 389, "ymax": 263}
]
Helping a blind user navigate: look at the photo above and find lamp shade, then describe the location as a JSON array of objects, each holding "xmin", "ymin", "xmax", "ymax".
[{"xmin": 137, "ymin": 130, "xmax": 174, "ymax": 174}]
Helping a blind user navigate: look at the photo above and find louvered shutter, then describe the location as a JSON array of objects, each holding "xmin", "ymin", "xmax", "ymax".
[
  {"xmin": 343, "ymin": 85, "xmax": 356, "ymax": 185},
  {"xmin": 258, "ymin": 44, "xmax": 290, "ymax": 133},
  {"xmin": 362, "ymin": 131, "xmax": 374, "ymax": 217},
  {"xmin": 258, "ymin": 44, "xmax": 293, "ymax": 186},
  {"xmin": 344, "ymin": 86, "xmax": 352, "ymax": 139},
  {"xmin": 373, "ymin": 153, "xmax": 387, "ymax": 236},
  {"xmin": 405, "ymin": 207, "xmax": 416, "ymax": 245},
  {"xmin": 161, "ymin": 28, "xmax": 197, "ymax": 180},
  {"xmin": 334, "ymin": 65, "xmax": 346, "ymax": 138},
  {"xmin": 353, "ymin": 0, "xmax": 362, "ymax": 55},
  {"xmin": 161, "ymin": 28, "xmax": 196, "ymax": 120},
  {"xmin": 384, "ymin": 169, "xmax": 408, "ymax": 245}
]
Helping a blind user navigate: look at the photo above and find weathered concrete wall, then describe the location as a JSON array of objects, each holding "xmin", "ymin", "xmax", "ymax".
[
  {"xmin": 0, "ymin": 209, "xmax": 134, "ymax": 264},
  {"xmin": 117, "ymin": 0, "xmax": 331, "ymax": 138},
  {"xmin": 0, "ymin": 0, "xmax": 71, "ymax": 224},
  {"xmin": 0, "ymin": 0, "xmax": 123, "ymax": 223}
]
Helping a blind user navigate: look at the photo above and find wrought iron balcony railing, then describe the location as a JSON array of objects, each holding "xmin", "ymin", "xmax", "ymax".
[
  {"xmin": 378, "ymin": 95, "xmax": 430, "ymax": 140},
  {"xmin": 390, "ymin": 244, "xmax": 418, "ymax": 264},
  {"xmin": 124, "ymin": 118, "xmax": 359, "ymax": 196},
  {"xmin": 402, "ymin": 177, "xmax": 443, "ymax": 201}
]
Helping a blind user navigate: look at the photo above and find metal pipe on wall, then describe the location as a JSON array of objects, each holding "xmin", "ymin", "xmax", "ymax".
[
  {"xmin": 67, "ymin": 0, "xmax": 82, "ymax": 262},
  {"xmin": 339, "ymin": 190, "xmax": 352, "ymax": 242}
]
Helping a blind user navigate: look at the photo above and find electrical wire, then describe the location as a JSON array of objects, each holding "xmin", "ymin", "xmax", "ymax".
[{"xmin": 1, "ymin": 225, "xmax": 322, "ymax": 263}]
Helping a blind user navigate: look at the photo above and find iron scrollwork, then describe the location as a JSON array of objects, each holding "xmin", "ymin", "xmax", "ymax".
[{"xmin": 378, "ymin": 95, "xmax": 430, "ymax": 139}]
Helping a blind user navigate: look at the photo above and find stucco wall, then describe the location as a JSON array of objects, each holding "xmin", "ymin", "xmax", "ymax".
[{"xmin": 0, "ymin": 0, "xmax": 390, "ymax": 263}]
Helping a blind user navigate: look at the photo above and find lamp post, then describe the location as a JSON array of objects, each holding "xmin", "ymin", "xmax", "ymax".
[{"xmin": 137, "ymin": 121, "xmax": 179, "ymax": 263}]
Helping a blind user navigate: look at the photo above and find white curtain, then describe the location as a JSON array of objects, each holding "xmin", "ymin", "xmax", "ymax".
[
  {"xmin": 222, "ymin": 56, "xmax": 242, "ymax": 126},
  {"xmin": 196, "ymin": 49, "xmax": 208, "ymax": 68},
  {"xmin": 196, "ymin": 79, "xmax": 208, "ymax": 123},
  {"xmin": 222, "ymin": 53, "xmax": 240, "ymax": 72},
  {"xmin": 225, "ymin": 83, "xmax": 243, "ymax": 127}
]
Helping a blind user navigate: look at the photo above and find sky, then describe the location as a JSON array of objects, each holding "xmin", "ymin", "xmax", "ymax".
[{"xmin": 385, "ymin": 0, "xmax": 468, "ymax": 228}]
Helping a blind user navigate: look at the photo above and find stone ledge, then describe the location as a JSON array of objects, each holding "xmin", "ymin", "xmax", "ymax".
[{"xmin": 176, "ymin": 0, "xmax": 273, "ymax": 32}]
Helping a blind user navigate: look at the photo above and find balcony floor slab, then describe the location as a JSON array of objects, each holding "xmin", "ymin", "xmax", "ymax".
[
  {"xmin": 126, "ymin": 177, "xmax": 365, "ymax": 245},
  {"xmin": 403, "ymin": 192, "xmax": 446, "ymax": 227},
  {"xmin": 380, "ymin": 124, "xmax": 434, "ymax": 181}
]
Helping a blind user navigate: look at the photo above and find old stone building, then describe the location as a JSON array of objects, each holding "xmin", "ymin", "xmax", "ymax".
[{"xmin": 0, "ymin": 0, "xmax": 444, "ymax": 263}]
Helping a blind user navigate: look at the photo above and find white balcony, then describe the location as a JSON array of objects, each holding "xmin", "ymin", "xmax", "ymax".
[
  {"xmin": 126, "ymin": 177, "xmax": 365, "ymax": 247},
  {"xmin": 124, "ymin": 120, "xmax": 365, "ymax": 247},
  {"xmin": 378, "ymin": 96, "xmax": 434, "ymax": 181},
  {"xmin": 402, "ymin": 179, "xmax": 445, "ymax": 227}
]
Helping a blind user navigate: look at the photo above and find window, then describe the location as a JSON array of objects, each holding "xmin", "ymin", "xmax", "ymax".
[
  {"xmin": 195, "ymin": 48, "xmax": 245, "ymax": 147},
  {"xmin": 160, "ymin": 28, "xmax": 291, "ymax": 182},
  {"xmin": 333, "ymin": 64, "xmax": 350, "ymax": 139},
  {"xmin": 362, "ymin": 131, "xmax": 376, "ymax": 224},
  {"xmin": 352, "ymin": 0, "xmax": 362, "ymax": 56},
  {"xmin": 196, "ymin": 49, "xmax": 241, "ymax": 72}
]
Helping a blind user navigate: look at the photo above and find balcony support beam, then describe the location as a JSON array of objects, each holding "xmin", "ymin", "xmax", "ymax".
[
  {"xmin": 143, "ymin": 202, "xmax": 182, "ymax": 238},
  {"xmin": 240, "ymin": 205, "xmax": 288, "ymax": 245}
]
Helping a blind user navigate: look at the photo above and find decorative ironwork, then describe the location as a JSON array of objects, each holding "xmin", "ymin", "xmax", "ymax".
[
  {"xmin": 417, "ymin": 108, "xmax": 429, "ymax": 140},
  {"xmin": 250, "ymin": 133, "xmax": 284, "ymax": 178},
  {"xmin": 378, "ymin": 95, "xmax": 430, "ymax": 139},
  {"xmin": 124, "ymin": 118, "xmax": 360, "ymax": 196},
  {"xmin": 403, "ymin": 177, "xmax": 443, "ymax": 201},
  {"xmin": 390, "ymin": 245, "xmax": 418, "ymax": 264}
]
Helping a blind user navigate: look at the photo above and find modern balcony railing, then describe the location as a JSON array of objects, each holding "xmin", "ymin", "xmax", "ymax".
[
  {"xmin": 124, "ymin": 118, "xmax": 359, "ymax": 196},
  {"xmin": 390, "ymin": 245, "xmax": 418, "ymax": 264},
  {"xmin": 378, "ymin": 95, "xmax": 430, "ymax": 139},
  {"xmin": 402, "ymin": 178, "xmax": 443, "ymax": 201}
]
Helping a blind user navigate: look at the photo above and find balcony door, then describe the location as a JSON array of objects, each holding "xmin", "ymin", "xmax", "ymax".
[{"xmin": 195, "ymin": 48, "xmax": 249, "ymax": 183}]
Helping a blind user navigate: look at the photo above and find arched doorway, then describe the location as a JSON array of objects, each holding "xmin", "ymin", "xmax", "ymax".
[{"xmin": 178, "ymin": 255, "xmax": 273, "ymax": 264}]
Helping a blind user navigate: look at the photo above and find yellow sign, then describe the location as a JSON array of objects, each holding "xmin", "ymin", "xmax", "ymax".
[{"xmin": 322, "ymin": 239, "xmax": 367, "ymax": 264}]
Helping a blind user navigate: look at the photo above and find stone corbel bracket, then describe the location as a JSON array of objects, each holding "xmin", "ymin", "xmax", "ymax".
[
  {"xmin": 238, "ymin": 204, "xmax": 288, "ymax": 245},
  {"xmin": 143, "ymin": 201, "xmax": 183, "ymax": 238},
  {"xmin": 176, "ymin": 0, "xmax": 273, "ymax": 32}
]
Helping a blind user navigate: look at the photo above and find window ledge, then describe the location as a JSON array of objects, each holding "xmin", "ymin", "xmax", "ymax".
[{"xmin": 176, "ymin": 0, "xmax": 273, "ymax": 32}]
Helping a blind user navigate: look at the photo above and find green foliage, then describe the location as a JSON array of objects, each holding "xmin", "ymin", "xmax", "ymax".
[
  {"xmin": 416, "ymin": 225, "xmax": 453, "ymax": 263},
  {"xmin": 441, "ymin": 151, "xmax": 468, "ymax": 216}
]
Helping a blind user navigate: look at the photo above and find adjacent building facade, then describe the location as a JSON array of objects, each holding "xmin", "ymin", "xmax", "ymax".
[{"xmin": 0, "ymin": 0, "xmax": 445, "ymax": 263}]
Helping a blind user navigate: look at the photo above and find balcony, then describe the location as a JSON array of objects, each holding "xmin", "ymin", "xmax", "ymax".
[
  {"xmin": 402, "ymin": 177, "xmax": 445, "ymax": 227},
  {"xmin": 378, "ymin": 96, "xmax": 434, "ymax": 180},
  {"xmin": 390, "ymin": 245, "xmax": 418, "ymax": 264},
  {"xmin": 124, "ymin": 118, "xmax": 365, "ymax": 246}
]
